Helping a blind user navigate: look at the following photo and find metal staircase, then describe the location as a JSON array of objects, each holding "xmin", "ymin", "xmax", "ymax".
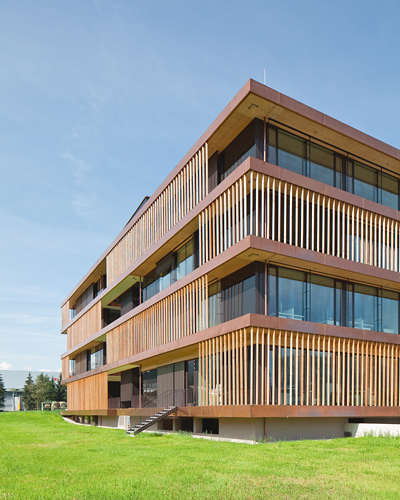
[{"xmin": 127, "ymin": 405, "xmax": 177, "ymax": 435}]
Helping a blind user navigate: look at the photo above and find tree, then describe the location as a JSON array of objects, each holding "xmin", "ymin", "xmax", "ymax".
[
  {"xmin": 34, "ymin": 373, "xmax": 51, "ymax": 408},
  {"xmin": 46, "ymin": 377, "xmax": 57, "ymax": 402},
  {"xmin": 0, "ymin": 374, "xmax": 5, "ymax": 411},
  {"xmin": 22, "ymin": 373, "xmax": 36, "ymax": 410},
  {"xmin": 55, "ymin": 374, "xmax": 67, "ymax": 402}
]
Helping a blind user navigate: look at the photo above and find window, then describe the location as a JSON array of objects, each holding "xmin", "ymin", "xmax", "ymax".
[
  {"xmin": 175, "ymin": 239, "xmax": 196, "ymax": 281},
  {"xmin": 277, "ymin": 129, "xmax": 305, "ymax": 176},
  {"xmin": 143, "ymin": 236, "xmax": 198, "ymax": 302},
  {"xmin": 266, "ymin": 123, "xmax": 400, "ymax": 210},
  {"xmin": 353, "ymin": 284, "xmax": 377, "ymax": 331},
  {"xmin": 142, "ymin": 369, "xmax": 157, "ymax": 405},
  {"xmin": 267, "ymin": 265, "xmax": 399, "ymax": 333},
  {"xmin": 87, "ymin": 343, "xmax": 106, "ymax": 371},
  {"xmin": 310, "ymin": 275, "xmax": 334, "ymax": 325},
  {"xmin": 218, "ymin": 119, "xmax": 263, "ymax": 183},
  {"xmin": 208, "ymin": 263, "xmax": 265, "ymax": 327},
  {"xmin": 309, "ymin": 143, "xmax": 334, "ymax": 187},
  {"xmin": 277, "ymin": 267, "xmax": 306, "ymax": 321},
  {"xmin": 353, "ymin": 162, "xmax": 377, "ymax": 203}
]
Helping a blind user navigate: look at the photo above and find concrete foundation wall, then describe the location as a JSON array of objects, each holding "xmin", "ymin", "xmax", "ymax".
[
  {"xmin": 345, "ymin": 423, "xmax": 400, "ymax": 437},
  {"xmin": 218, "ymin": 418, "xmax": 265, "ymax": 441},
  {"xmin": 266, "ymin": 417, "xmax": 347, "ymax": 441},
  {"xmin": 99, "ymin": 416, "xmax": 119, "ymax": 428}
]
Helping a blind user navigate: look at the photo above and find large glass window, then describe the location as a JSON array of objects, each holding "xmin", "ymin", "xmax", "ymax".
[
  {"xmin": 381, "ymin": 290, "xmax": 399, "ymax": 334},
  {"xmin": 310, "ymin": 275, "xmax": 334, "ymax": 325},
  {"xmin": 143, "ymin": 236, "xmax": 198, "ymax": 302},
  {"xmin": 277, "ymin": 268, "xmax": 306, "ymax": 321},
  {"xmin": 353, "ymin": 284, "xmax": 378, "ymax": 331},
  {"xmin": 266, "ymin": 124, "xmax": 400, "ymax": 211},
  {"xmin": 277, "ymin": 129, "xmax": 305, "ymax": 176},
  {"xmin": 87, "ymin": 343, "xmax": 106, "ymax": 371},
  {"xmin": 142, "ymin": 369, "xmax": 157, "ymax": 404},
  {"xmin": 382, "ymin": 173, "xmax": 399, "ymax": 210},
  {"xmin": 353, "ymin": 162, "xmax": 377, "ymax": 203},
  {"xmin": 309, "ymin": 144, "xmax": 334, "ymax": 187},
  {"xmin": 268, "ymin": 265, "xmax": 399, "ymax": 334},
  {"xmin": 176, "ymin": 239, "xmax": 196, "ymax": 281},
  {"xmin": 208, "ymin": 263, "xmax": 265, "ymax": 327}
]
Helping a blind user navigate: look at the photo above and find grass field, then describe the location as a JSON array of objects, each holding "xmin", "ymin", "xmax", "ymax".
[{"xmin": 1, "ymin": 412, "xmax": 400, "ymax": 499}]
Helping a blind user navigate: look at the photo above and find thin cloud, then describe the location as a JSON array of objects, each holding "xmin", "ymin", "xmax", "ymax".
[
  {"xmin": 0, "ymin": 362, "xmax": 13, "ymax": 370},
  {"xmin": 61, "ymin": 152, "xmax": 97, "ymax": 219}
]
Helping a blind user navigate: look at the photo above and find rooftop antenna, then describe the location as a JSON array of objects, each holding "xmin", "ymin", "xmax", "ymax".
[{"xmin": 264, "ymin": 69, "xmax": 266, "ymax": 85}]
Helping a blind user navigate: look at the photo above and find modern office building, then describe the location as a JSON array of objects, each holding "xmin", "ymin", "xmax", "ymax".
[{"xmin": 61, "ymin": 79, "xmax": 400, "ymax": 440}]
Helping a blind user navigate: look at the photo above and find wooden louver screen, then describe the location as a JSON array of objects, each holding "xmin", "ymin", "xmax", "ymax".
[
  {"xmin": 198, "ymin": 328, "xmax": 400, "ymax": 408},
  {"xmin": 199, "ymin": 171, "xmax": 400, "ymax": 272},
  {"xmin": 61, "ymin": 302, "xmax": 69, "ymax": 328},
  {"xmin": 67, "ymin": 372, "xmax": 108, "ymax": 411},
  {"xmin": 67, "ymin": 302, "xmax": 102, "ymax": 350},
  {"xmin": 107, "ymin": 276, "xmax": 208, "ymax": 363},
  {"xmin": 106, "ymin": 144, "xmax": 208, "ymax": 285}
]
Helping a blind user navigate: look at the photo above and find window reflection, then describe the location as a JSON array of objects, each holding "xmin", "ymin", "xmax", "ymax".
[
  {"xmin": 266, "ymin": 124, "xmax": 399, "ymax": 211},
  {"xmin": 353, "ymin": 284, "xmax": 377, "ymax": 331},
  {"xmin": 310, "ymin": 275, "xmax": 334, "ymax": 325},
  {"xmin": 382, "ymin": 290, "xmax": 398, "ymax": 334},
  {"xmin": 267, "ymin": 265, "xmax": 399, "ymax": 334},
  {"xmin": 208, "ymin": 263, "xmax": 265, "ymax": 327},
  {"xmin": 278, "ymin": 268, "xmax": 305, "ymax": 320}
]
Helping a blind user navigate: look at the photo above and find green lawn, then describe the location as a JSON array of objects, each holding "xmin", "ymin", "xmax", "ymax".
[{"xmin": 0, "ymin": 412, "xmax": 400, "ymax": 499}]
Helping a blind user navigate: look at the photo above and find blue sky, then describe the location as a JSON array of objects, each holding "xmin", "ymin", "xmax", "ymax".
[{"xmin": 1, "ymin": 0, "xmax": 399, "ymax": 372}]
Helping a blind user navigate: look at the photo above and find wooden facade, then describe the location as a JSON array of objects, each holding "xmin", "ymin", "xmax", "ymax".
[
  {"xmin": 106, "ymin": 276, "xmax": 208, "ymax": 363},
  {"xmin": 199, "ymin": 170, "xmax": 400, "ymax": 272},
  {"xmin": 61, "ymin": 80, "xmax": 400, "ymax": 438},
  {"xmin": 66, "ymin": 302, "xmax": 101, "ymax": 350},
  {"xmin": 106, "ymin": 144, "xmax": 208, "ymax": 285},
  {"xmin": 67, "ymin": 372, "xmax": 108, "ymax": 411},
  {"xmin": 198, "ymin": 328, "xmax": 400, "ymax": 408}
]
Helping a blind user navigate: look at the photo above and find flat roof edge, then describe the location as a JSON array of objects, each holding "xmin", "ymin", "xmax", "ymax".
[{"xmin": 61, "ymin": 78, "xmax": 400, "ymax": 307}]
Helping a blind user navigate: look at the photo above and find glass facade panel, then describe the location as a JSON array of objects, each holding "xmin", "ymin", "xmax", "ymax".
[
  {"xmin": 208, "ymin": 282, "xmax": 222, "ymax": 327},
  {"xmin": 382, "ymin": 173, "xmax": 399, "ymax": 210},
  {"xmin": 267, "ymin": 266, "xmax": 277, "ymax": 317},
  {"xmin": 382, "ymin": 290, "xmax": 399, "ymax": 334},
  {"xmin": 222, "ymin": 144, "xmax": 256, "ymax": 181},
  {"xmin": 143, "ymin": 237, "xmax": 197, "ymax": 301},
  {"xmin": 353, "ymin": 284, "xmax": 378, "ymax": 331},
  {"xmin": 267, "ymin": 125, "xmax": 277, "ymax": 165},
  {"xmin": 309, "ymin": 144, "xmax": 334, "ymax": 187},
  {"xmin": 176, "ymin": 239, "xmax": 195, "ymax": 281},
  {"xmin": 268, "ymin": 265, "xmax": 398, "ymax": 334},
  {"xmin": 353, "ymin": 162, "xmax": 377, "ymax": 202},
  {"xmin": 277, "ymin": 268, "xmax": 306, "ymax": 321},
  {"xmin": 159, "ymin": 267, "xmax": 171, "ymax": 292},
  {"xmin": 277, "ymin": 130, "xmax": 305, "ymax": 176},
  {"xmin": 310, "ymin": 275, "xmax": 334, "ymax": 324},
  {"xmin": 142, "ymin": 369, "xmax": 157, "ymax": 404},
  {"xmin": 264, "ymin": 124, "xmax": 400, "ymax": 209},
  {"xmin": 208, "ymin": 263, "xmax": 264, "ymax": 326}
]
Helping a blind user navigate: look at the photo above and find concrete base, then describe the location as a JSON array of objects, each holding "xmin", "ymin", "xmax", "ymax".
[
  {"xmin": 98, "ymin": 415, "xmax": 129, "ymax": 429},
  {"xmin": 345, "ymin": 423, "xmax": 400, "ymax": 437},
  {"xmin": 266, "ymin": 417, "xmax": 347, "ymax": 441},
  {"xmin": 219, "ymin": 418, "xmax": 264, "ymax": 441}
]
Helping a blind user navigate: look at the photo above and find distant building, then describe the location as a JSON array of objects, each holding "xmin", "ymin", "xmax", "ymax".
[
  {"xmin": 61, "ymin": 79, "xmax": 400, "ymax": 440},
  {"xmin": 0, "ymin": 370, "xmax": 60, "ymax": 411}
]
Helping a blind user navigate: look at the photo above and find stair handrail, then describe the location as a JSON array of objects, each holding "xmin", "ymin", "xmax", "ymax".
[{"xmin": 127, "ymin": 388, "xmax": 176, "ymax": 418}]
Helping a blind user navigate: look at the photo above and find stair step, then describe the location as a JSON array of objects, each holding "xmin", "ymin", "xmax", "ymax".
[{"xmin": 127, "ymin": 406, "xmax": 178, "ymax": 436}]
